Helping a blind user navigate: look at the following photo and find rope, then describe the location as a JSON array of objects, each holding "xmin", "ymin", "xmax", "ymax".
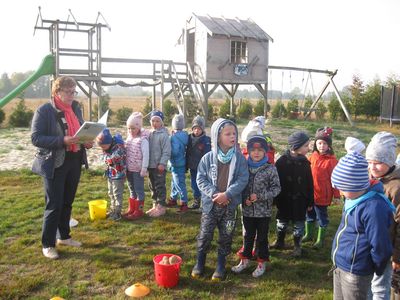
[{"xmin": 100, "ymin": 79, "xmax": 161, "ymax": 87}]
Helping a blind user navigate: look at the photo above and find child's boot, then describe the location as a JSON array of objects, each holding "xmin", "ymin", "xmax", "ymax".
[
  {"xmin": 125, "ymin": 200, "xmax": 144, "ymax": 220},
  {"xmin": 150, "ymin": 204, "xmax": 166, "ymax": 217},
  {"xmin": 145, "ymin": 203, "xmax": 156, "ymax": 216},
  {"xmin": 191, "ymin": 252, "xmax": 206, "ymax": 278},
  {"xmin": 211, "ymin": 254, "xmax": 226, "ymax": 281},
  {"xmin": 302, "ymin": 221, "xmax": 314, "ymax": 243},
  {"xmin": 166, "ymin": 198, "xmax": 178, "ymax": 207},
  {"xmin": 313, "ymin": 226, "xmax": 327, "ymax": 249},
  {"xmin": 252, "ymin": 260, "xmax": 271, "ymax": 278},
  {"xmin": 177, "ymin": 203, "xmax": 189, "ymax": 213},
  {"xmin": 231, "ymin": 258, "xmax": 250, "ymax": 274},
  {"xmin": 292, "ymin": 235, "xmax": 302, "ymax": 257},
  {"xmin": 270, "ymin": 230, "xmax": 286, "ymax": 249},
  {"xmin": 122, "ymin": 197, "xmax": 136, "ymax": 217},
  {"xmin": 189, "ymin": 197, "xmax": 201, "ymax": 209}
]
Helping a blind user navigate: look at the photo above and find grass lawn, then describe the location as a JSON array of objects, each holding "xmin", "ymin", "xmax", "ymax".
[{"xmin": 1, "ymin": 118, "xmax": 396, "ymax": 299}]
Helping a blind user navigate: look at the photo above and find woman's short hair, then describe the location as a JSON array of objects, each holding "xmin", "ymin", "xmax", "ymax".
[{"xmin": 51, "ymin": 76, "xmax": 77, "ymax": 96}]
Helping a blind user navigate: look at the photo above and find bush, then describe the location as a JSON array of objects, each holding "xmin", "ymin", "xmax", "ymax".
[
  {"xmin": 219, "ymin": 97, "xmax": 236, "ymax": 119},
  {"xmin": 9, "ymin": 98, "xmax": 33, "ymax": 127},
  {"xmin": 115, "ymin": 107, "xmax": 133, "ymax": 125},
  {"xmin": 237, "ymin": 100, "xmax": 253, "ymax": 119},
  {"xmin": 253, "ymin": 98, "xmax": 270, "ymax": 116},
  {"xmin": 302, "ymin": 97, "xmax": 314, "ymax": 116},
  {"xmin": 271, "ymin": 101, "xmax": 287, "ymax": 118},
  {"xmin": 142, "ymin": 97, "xmax": 152, "ymax": 117},
  {"xmin": 315, "ymin": 101, "xmax": 327, "ymax": 120},
  {"xmin": 328, "ymin": 96, "xmax": 348, "ymax": 121},
  {"xmin": 0, "ymin": 108, "xmax": 5, "ymax": 125},
  {"xmin": 207, "ymin": 103, "xmax": 215, "ymax": 122},
  {"xmin": 92, "ymin": 93, "xmax": 112, "ymax": 121},
  {"xmin": 287, "ymin": 98, "xmax": 300, "ymax": 119},
  {"xmin": 163, "ymin": 99, "xmax": 178, "ymax": 124}
]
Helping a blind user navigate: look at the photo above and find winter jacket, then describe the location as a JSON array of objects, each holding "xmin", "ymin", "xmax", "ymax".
[
  {"xmin": 197, "ymin": 118, "xmax": 249, "ymax": 214},
  {"xmin": 148, "ymin": 127, "xmax": 171, "ymax": 168},
  {"xmin": 274, "ymin": 150, "xmax": 314, "ymax": 221},
  {"xmin": 186, "ymin": 133, "xmax": 211, "ymax": 170},
  {"xmin": 331, "ymin": 182, "xmax": 393, "ymax": 276},
  {"xmin": 309, "ymin": 151, "xmax": 340, "ymax": 206},
  {"xmin": 170, "ymin": 130, "xmax": 189, "ymax": 168},
  {"xmin": 242, "ymin": 162, "xmax": 281, "ymax": 218},
  {"xmin": 377, "ymin": 166, "xmax": 400, "ymax": 264},
  {"xmin": 102, "ymin": 135, "xmax": 127, "ymax": 180},
  {"xmin": 31, "ymin": 100, "xmax": 88, "ymax": 179},
  {"xmin": 125, "ymin": 129, "xmax": 150, "ymax": 172}
]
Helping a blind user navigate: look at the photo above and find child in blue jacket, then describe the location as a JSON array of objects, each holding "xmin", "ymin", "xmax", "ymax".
[
  {"xmin": 191, "ymin": 118, "xmax": 249, "ymax": 281},
  {"xmin": 167, "ymin": 114, "xmax": 189, "ymax": 212},
  {"xmin": 331, "ymin": 149, "xmax": 394, "ymax": 300}
]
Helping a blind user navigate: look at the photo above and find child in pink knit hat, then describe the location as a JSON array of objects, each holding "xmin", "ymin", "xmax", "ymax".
[{"xmin": 123, "ymin": 112, "xmax": 150, "ymax": 220}]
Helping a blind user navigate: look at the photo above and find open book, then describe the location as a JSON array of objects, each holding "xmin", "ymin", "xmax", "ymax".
[{"xmin": 74, "ymin": 110, "xmax": 109, "ymax": 142}]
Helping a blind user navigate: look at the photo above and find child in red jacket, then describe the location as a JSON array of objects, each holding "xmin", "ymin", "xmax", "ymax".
[{"xmin": 303, "ymin": 127, "xmax": 340, "ymax": 248}]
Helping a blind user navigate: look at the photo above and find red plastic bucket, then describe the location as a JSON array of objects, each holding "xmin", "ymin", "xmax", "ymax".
[{"xmin": 153, "ymin": 253, "xmax": 182, "ymax": 288}]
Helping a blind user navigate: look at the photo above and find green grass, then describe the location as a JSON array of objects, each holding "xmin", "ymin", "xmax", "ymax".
[
  {"xmin": 1, "ymin": 119, "xmax": 397, "ymax": 299},
  {"xmin": 1, "ymin": 169, "xmax": 340, "ymax": 300}
]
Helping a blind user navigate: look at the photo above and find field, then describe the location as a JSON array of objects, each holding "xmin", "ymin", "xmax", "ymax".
[{"xmin": 1, "ymin": 102, "xmax": 399, "ymax": 299}]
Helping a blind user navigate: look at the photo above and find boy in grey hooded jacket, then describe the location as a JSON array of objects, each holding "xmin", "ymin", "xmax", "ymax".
[{"xmin": 191, "ymin": 118, "xmax": 249, "ymax": 281}]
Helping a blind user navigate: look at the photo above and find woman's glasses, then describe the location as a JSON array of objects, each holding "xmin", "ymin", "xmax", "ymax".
[{"xmin": 61, "ymin": 89, "xmax": 78, "ymax": 96}]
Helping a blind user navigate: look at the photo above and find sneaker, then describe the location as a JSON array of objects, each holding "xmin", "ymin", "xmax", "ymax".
[
  {"xmin": 145, "ymin": 204, "xmax": 156, "ymax": 216},
  {"xmin": 56, "ymin": 238, "xmax": 82, "ymax": 247},
  {"xmin": 252, "ymin": 261, "xmax": 270, "ymax": 278},
  {"xmin": 149, "ymin": 204, "xmax": 166, "ymax": 217},
  {"xmin": 177, "ymin": 203, "xmax": 189, "ymax": 213},
  {"xmin": 42, "ymin": 247, "xmax": 59, "ymax": 259},
  {"xmin": 167, "ymin": 198, "xmax": 178, "ymax": 207},
  {"xmin": 231, "ymin": 259, "xmax": 250, "ymax": 274}
]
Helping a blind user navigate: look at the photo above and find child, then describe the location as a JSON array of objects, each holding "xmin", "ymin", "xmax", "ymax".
[
  {"xmin": 123, "ymin": 112, "xmax": 149, "ymax": 220},
  {"xmin": 240, "ymin": 116, "xmax": 275, "ymax": 164},
  {"xmin": 97, "ymin": 128, "xmax": 127, "ymax": 221},
  {"xmin": 272, "ymin": 131, "xmax": 314, "ymax": 257},
  {"xmin": 231, "ymin": 135, "xmax": 281, "ymax": 278},
  {"xmin": 145, "ymin": 110, "xmax": 171, "ymax": 218},
  {"xmin": 191, "ymin": 118, "xmax": 249, "ymax": 281},
  {"xmin": 303, "ymin": 127, "xmax": 340, "ymax": 248},
  {"xmin": 166, "ymin": 114, "xmax": 189, "ymax": 212},
  {"xmin": 331, "ymin": 147, "xmax": 394, "ymax": 300},
  {"xmin": 186, "ymin": 115, "xmax": 211, "ymax": 210},
  {"xmin": 366, "ymin": 132, "xmax": 399, "ymax": 300}
]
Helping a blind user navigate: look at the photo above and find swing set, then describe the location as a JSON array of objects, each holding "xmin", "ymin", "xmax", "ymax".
[{"xmin": 267, "ymin": 65, "xmax": 353, "ymax": 126}]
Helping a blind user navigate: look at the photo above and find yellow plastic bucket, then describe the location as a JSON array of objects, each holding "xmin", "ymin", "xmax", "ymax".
[{"xmin": 88, "ymin": 200, "xmax": 107, "ymax": 221}]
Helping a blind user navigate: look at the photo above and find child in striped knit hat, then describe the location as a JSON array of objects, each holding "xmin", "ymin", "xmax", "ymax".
[{"xmin": 331, "ymin": 143, "xmax": 395, "ymax": 299}]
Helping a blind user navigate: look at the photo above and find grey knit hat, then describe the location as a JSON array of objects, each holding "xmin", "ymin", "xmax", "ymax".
[
  {"xmin": 366, "ymin": 131, "xmax": 398, "ymax": 166},
  {"xmin": 172, "ymin": 114, "xmax": 185, "ymax": 130},
  {"xmin": 192, "ymin": 115, "xmax": 205, "ymax": 131},
  {"xmin": 288, "ymin": 131, "xmax": 310, "ymax": 151}
]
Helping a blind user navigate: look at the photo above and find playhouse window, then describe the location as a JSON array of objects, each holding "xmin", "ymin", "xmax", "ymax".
[{"xmin": 231, "ymin": 41, "xmax": 248, "ymax": 64}]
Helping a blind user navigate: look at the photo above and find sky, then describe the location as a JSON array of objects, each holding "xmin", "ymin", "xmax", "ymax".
[{"xmin": 1, "ymin": 0, "xmax": 399, "ymax": 92}]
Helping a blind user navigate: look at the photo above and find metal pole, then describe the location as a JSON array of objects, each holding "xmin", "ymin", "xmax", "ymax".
[{"xmin": 96, "ymin": 23, "xmax": 102, "ymax": 119}]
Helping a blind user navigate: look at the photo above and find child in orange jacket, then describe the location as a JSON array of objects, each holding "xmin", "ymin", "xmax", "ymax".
[{"xmin": 303, "ymin": 127, "xmax": 340, "ymax": 248}]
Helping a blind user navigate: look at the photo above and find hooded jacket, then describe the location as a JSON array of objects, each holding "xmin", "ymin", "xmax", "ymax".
[
  {"xmin": 148, "ymin": 126, "xmax": 171, "ymax": 168},
  {"xmin": 331, "ymin": 182, "xmax": 393, "ymax": 276},
  {"xmin": 170, "ymin": 130, "xmax": 189, "ymax": 168},
  {"xmin": 102, "ymin": 134, "xmax": 127, "ymax": 180},
  {"xmin": 309, "ymin": 151, "xmax": 340, "ymax": 206},
  {"xmin": 196, "ymin": 118, "xmax": 249, "ymax": 214}
]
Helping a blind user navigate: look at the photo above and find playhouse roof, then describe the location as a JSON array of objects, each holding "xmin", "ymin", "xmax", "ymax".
[{"xmin": 193, "ymin": 14, "xmax": 273, "ymax": 42}]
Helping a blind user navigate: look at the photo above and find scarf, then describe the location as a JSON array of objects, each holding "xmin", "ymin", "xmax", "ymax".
[
  {"xmin": 54, "ymin": 95, "xmax": 80, "ymax": 152},
  {"xmin": 248, "ymin": 156, "xmax": 268, "ymax": 168},
  {"xmin": 344, "ymin": 191, "xmax": 396, "ymax": 214},
  {"xmin": 217, "ymin": 146, "xmax": 235, "ymax": 164}
]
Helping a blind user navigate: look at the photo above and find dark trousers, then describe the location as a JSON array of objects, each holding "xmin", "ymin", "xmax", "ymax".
[
  {"xmin": 243, "ymin": 216, "xmax": 270, "ymax": 260},
  {"xmin": 42, "ymin": 156, "xmax": 81, "ymax": 247},
  {"xmin": 197, "ymin": 205, "xmax": 237, "ymax": 257},
  {"xmin": 306, "ymin": 205, "xmax": 329, "ymax": 227},
  {"xmin": 148, "ymin": 168, "xmax": 167, "ymax": 206},
  {"xmin": 190, "ymin": 168, "xmax": 201, "ymax": 199}
]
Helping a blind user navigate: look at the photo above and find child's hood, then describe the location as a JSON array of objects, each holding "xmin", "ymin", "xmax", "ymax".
[
  {"xmin": 152, "ymin": 126, "xmax": 169, "ymax": 135},
  {"xmin": 210, "ymin": 118, "xmax": 238, "ymax": 154},
  {"xmin": 113, "ymin": 133, "xmax": 125, "ymax": 145}
]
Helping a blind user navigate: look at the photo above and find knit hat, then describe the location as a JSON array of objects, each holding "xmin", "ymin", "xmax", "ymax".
[
  {"xmin": 315, "ymin": 127, "xmax": 333, "ymax": 146},
  {"xmin": 192, "ymin": 115, "xmax": 205, "ymax": 131},
  {"xmin": 288, "ymin": 131, "xmax": 310, "ymax": 151},
  {"xmin": 331, "ymin": 151, "xmax": 370, "ymax": 192},
  {"xmin": 126, "ymin": 112, "xmax": 143, "ymax": 128},
  {"xmin": 171, "ymin": 114, "xmax": 185, "ymax": 130},
  {"xmin": 150, "ymin": 110, "xmax": 164, "ymax": 123},
  {"xmin": 366, "ymin": 131, "xmax": 398, "ymax": 166},
  {"xmin": 345, "ymin": 137, "xmax": 365, "ymax": 154},
  {"xmin": 254, "ymin": 116, "xmax": 266, "ymax": 129},
  {"xmin": 97, "ymin": 128, "xmax": 112, "ymax": 145},
  {"xmin": 247, "ymin": 135, "xmax": 268, "ymax": 153}
]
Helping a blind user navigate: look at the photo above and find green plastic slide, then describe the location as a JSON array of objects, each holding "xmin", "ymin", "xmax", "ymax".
[{"xmin": 0, "ymin": 54, "xmax": 55, "ymax": 109}]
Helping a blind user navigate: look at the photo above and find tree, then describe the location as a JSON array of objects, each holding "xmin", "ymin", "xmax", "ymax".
[
  {"xmin": 237, "ymin": 100, "xmax": 253, "ymax": 119},
  {"xmin": 219, "ymin": 97, "xmax": 236, "ymax": 119},
  {"xmin": 253, "ymin": 98, "xmax": 270, "ymax": 116},
  {"xmin": 163, "ymin": 99, "xmax": 178, "ymax": 124},
  {"xmin": 349, "ymin": 74, "xmax": 364, "ymax": 120},
  {"xmin": 385, "ymin": 73, "xmax": 400, "ymax": 88},
  {"xmin": 0, "ymin": 73, "xmax": 13, "ymax": 97},
  {"xmin": 9, "ymin": 96, "xmax": 34, "ymax": 127},
  {"xmin": 115, "ymin": 107, "xmax": 133, "ymax": 125},
  {"xmin": 287, "ymin": 98, "xmax": 299, "ymax": 119},
  {"xmin": 302, "ymin": 96, "xmax": 313, "ymax": 117},
  {"xmin": 0, "ymin": 108, "xmax": 5, "ymax": 125},
  {"xmin": 315, "ymin": 101, "xmax": 327, "ymax": 120},
  {"xmin": 363, "ymin": 79, "xmax": 381, "ymax": 120},
  {"xmin": 142, "ymin": 97, "xmax": 152, "ymax": 116},
  {"xmin": 92, "ymin": 93, "xmax": 112, "ymax": 121},
  {"xmin": 271, "ymin": 101, "xmax": 287, "ymax": 118}
]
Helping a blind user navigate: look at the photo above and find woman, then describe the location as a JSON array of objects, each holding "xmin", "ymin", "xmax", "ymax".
[{"xmin": 31, "ymin": 76, "xmax": 92, "ymax": 259}]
